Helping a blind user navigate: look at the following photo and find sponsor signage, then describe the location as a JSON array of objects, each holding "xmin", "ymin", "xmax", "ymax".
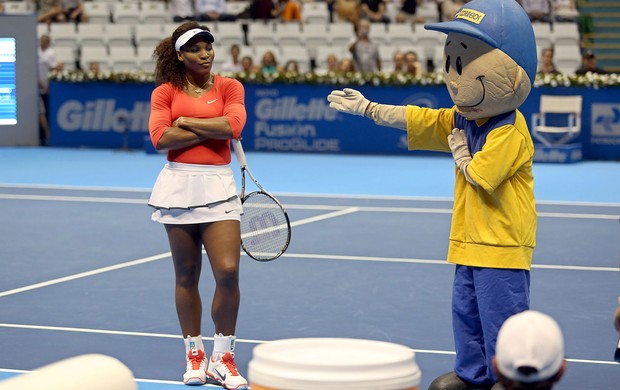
[{"xmin": 49, "ymin": 82, "xmax": 620, "ymax": 160}]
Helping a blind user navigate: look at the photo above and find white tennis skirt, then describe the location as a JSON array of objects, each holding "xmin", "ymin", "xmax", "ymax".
[{"xmin": 148, "ymin": 162, "xmax": 242, "ymax": 224}]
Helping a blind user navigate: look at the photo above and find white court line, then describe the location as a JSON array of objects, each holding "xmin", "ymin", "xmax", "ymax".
[
  {"xmin": 279, "ymin": 253, "xmax": 619, "ymax": 272},
  {"xmin": 2, "ymin": 183, "xmax": 620, "ymax": 207},
  {"xmin": 289, "ymin": 207, "xmax": 360, "ymax": 227},
  {"xmin": 0, "ymin": 252, "xmax": 172, "ymax": 298},
  {"xmin": 0, "ymin": 251, "xmax": 615, "ymax": 299},
  {"xmin": 0, "ymin": 368, "xmax": 218, "ymax": 387},
  {"xmin": 0, "ymin": 323, "xmax": 616, "ymax": 366},
  {"xmin": 241, "ymin": 207, "xmax": 360, "ymax": 240},
  {"xmin": 0, "ymin": 183, "xmax": 152, "ymax": 193},
  {"xmin": 2, "ymin": 193, "xmax": 619, "ymax": 219},
  {"xmin": 0, "ymin": 193, "xmax": 147, "ymax": 204},
  {"xmin": 0, "ymin": 208, "xmax": 359, "ymax": 298}
]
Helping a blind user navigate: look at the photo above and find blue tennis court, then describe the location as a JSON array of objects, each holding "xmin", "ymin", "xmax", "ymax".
[{"xmin": 0, "ymin": 147, "xmax": 618, "ymax": 389}]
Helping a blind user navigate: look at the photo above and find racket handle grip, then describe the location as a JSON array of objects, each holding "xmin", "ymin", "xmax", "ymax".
[{"xmin": 232, "ymin": 138, "xmax": 247, "ymax": 168}]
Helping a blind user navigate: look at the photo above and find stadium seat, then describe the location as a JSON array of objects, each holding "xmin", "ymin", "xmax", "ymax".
[
  {"xmin": 54, "ymin": 46, "xmax": 78, "ymax": 71},
  {"xmin": 417, "ymin": 1, "xmax": 440, "ymax": 23},
  {"xmin": 137, "ymin": 46, "xmax": 156, "ymax": 72},
  {"xmin": 388, "ymin": 23, "xmax": 416, "ymax": 47},
  {"xmin": 135, "ymin": 24, "xmax": 165, "ymax": 49},
  {"xmin": 552, "ymin": 23, "xmax": 580, "ymax": 47},
  {"xmin": 3, "ymin": 0, "xmax": 35, "ymax": 14},
  {"xmin": 303, "ymin": 2, "xmax": 330, "ymax": 24},
  {"xmin": 215, "ymin": 23, "xmax": 245, "ymax": 47},
  {"xmin": 532, "ymin": 23, "xmax": 553, "ymax": 50},
  {"xmin": 109, "ymin": 46, "xmax": 139, "ymax": 72},
  {"xmin": 83, "ymin": 1, "xmax": 111, "ymax": 24},
  {"xmin": 225, "ymin": 1, "xmax": 249, "ymax": 15},
  {"xmin": 276, "ymin": 23, "xmax": 304, "ymax": 47},
  {"xmin": 253, "ymin": 45, "xmax": 282, "ymax": 64},
  {"xmin": 329, "ymin": 22, "xmax": 355, "ymax": 47},
  {"xmin": 369, "ymin": 23, "xmax": 391, "ymax": 46},
  {"xmin": 37, "ymin": 23, "xmax": 49, "ymax": 37},
  {"xmin": 49, "ymin": 23, "xmax": 79, "ymax": 49},
  {"xmin": 280, "ymin": 46, "xmax": 311, "ymax": 73},
  {"xmin": 314, "ymin": 45, "xmax": 348, "ymax": 70},
  {"xmin": 554, "ymin": 44, "xmax": 581, "ymax": 74},
  {"xmin": 77, "ymin": 23, "xmax": 107, "ymax": 48},
  {"xmin": 247, "ymin": 21, "xmax": 278, "ymax": 46},
  {"xmin": 302, "ymin": 24, "xmax": 330, "ymax": 49},
  {"xmin": 80, "ymin": 45, "xmax": 110, "ymax": 72},
  {"xmin": 140, "ymin": 1, "xmax": 171, "ymax": 24},
  {"xmin": 106, "ymin": 23, "xmax": 135, "ymax": 49},
  {"xmin": 112, "ymin": 2, "xmax": 141, "ymax": 24}
]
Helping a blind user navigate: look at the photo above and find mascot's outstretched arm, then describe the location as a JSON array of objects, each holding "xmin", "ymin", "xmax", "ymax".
[{"xmin": 327, "ymin": 88, "xmax": 407, "ymax": 130}]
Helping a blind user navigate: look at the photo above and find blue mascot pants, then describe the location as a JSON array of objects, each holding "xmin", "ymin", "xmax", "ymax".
[{"xmin": 452, "ymin": 265, "xmax": 530, "ymax": 386}]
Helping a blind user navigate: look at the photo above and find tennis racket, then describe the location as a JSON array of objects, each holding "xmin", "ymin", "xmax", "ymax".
[{"xmin": 232, "ymin": 139, "xmax": 291, "ymax": 261}]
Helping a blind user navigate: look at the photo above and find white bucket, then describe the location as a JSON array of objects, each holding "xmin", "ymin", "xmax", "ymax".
[{"xmin": 248, "ymin": 338, "xmax": 421, "ymax": 390}]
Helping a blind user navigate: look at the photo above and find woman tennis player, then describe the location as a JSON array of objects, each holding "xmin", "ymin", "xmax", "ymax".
[{"xmin": 148, "ymin": 22, "xmax": 248, "ymax": 389}]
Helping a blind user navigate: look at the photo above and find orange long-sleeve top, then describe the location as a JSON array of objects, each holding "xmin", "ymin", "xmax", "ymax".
[{"xmin": 149, "ymin": 74, "xmax": 246, "ymax": 165}]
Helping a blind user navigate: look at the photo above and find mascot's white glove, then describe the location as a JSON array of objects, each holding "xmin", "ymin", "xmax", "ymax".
[
  {"xmin": 327, "ymin": 88, "xmax": 371, "ymax": 117},
  {"xmin": 448, "ymin": 128, "xmax": 476, "ymax": 185}
]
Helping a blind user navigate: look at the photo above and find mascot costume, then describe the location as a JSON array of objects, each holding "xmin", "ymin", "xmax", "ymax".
[{"xmin": 327, "ymin": 0, "xmax": 538, "ymax": 389}]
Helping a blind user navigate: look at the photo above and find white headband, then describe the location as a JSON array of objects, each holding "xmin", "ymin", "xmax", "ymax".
[{"xmin": 174, "ymin": 28, "xmax": 215, "ymax": 52}]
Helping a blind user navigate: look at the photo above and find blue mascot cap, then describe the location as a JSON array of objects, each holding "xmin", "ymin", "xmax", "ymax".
[{"xmin": 425, "ymin": 0, "xmax": 537, "ymax": 85}]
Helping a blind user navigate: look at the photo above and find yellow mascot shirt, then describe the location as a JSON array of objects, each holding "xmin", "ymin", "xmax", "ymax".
[{"xmin": 406, "ymin": 105, "xmax": 537, "ymax": 270}]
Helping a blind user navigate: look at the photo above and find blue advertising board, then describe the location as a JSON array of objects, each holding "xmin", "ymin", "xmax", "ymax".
[{"xmin": 49, "ymin": 81, "xmax": 620, "ymax": 160}]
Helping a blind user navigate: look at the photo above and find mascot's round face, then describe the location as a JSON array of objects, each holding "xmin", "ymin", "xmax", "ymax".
[{"xmin": 443, "ymin": 33, "xmax": 532, "ymax": 120}]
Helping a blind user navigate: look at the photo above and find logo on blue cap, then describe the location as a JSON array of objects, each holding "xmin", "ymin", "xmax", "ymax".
[{"xmin": 425, "ymin": 0, "xmax": 537, "ymax": 84}]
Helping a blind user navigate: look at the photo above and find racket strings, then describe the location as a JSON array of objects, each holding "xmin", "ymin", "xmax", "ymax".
[{"xmin": 240, "ymin": 193, "xmax": 290, "ymax": 260}]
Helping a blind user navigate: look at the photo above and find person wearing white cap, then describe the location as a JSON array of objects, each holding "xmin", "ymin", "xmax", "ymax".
[
  {"xmin": 492, "ymin": 310, "xmax": 567, "ymax": 390},
  {"xmin": 148, "ymin": 21, "xmax": 248, "ymax": 390}
]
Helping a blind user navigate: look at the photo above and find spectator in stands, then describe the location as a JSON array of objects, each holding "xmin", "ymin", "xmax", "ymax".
[
  {"xmin": 349, "ymin": 18, "xmax": 381, "ymax": 72},
  {"xmin": 492, "ymin": 310, "xmax": 567, "ymax": 390},
  {"xmin": 56, "ymin": 0, "xmax": 89, "ymax": 24},
  {"xmin": 88, "ymin": 61, "xmax": 100, "ymax": 74},
  {"xmin": 440, "ymin": 0, "xmax": 467, "ymax": 21},
  {"xmin": 326, "ymin": 53, "xmax": 339, "ymax": 73},
  {"xmin": 392, "ymin": 50, "xmax": 406, "ymax": 73},
  {"xmin": 36, "ymin": 0, "xmax": 63, "ymax": 24},
  {"xmin": 259, "ymin": 50, "xmax": 283, "ymax": 74},
  {"xmin": 167, "ymin": 0, "xmax": 197, "ymax": 22},
  {"xmin": 38, "ymin": 34, "xmax": 63, "ymax": 145},
  {"xmin": 552, "ymin": 0, "xmax": 579, "ymax": 23},
  {"xmin": 276, "ymin": 0, "xmax": 302, "ymax": 23},
  {"xmin": 404, "ymin": 50, "xmax": 423, "ymax": 76},
  {"xmin": 240, "ymin": 55, "xmax": 259, "ymax": 73},
  {"xmin": 195, "ymin": 0, "xmax": 238, "ymax": 22},
  {"xmin": 0, "ymin": 1, "xmax": 5, "ymax": 14},
  {"xmin": 338, "ymin": 57, "xmax": 356, "ymax": 72},
  {"xmin": 396, "ymin": 0, "xmax": 424, "ymax": 23},
  {"xmin": 283, "ymin": 59, "xmax": 300, "ymax": 73},
  {"xmin": 220, "ymin": 44, "xmax": 244, "ymax": 73},
  {"xmin": 518, "ymin": 0, "xmax": 551, "ymax": 23},
  {"xmin": 575, "ymin": 50, "xmax": 607, "ymax": 75},
  {"xmin": 359, "ymin": 0, "xmax": 390, "ymax": 24},
  {"xmin": 238, "ymin": 0, "xmax": 277, "ymax": 21},
  {"xmin": 538, "ymin": 47, "xmax": 560, "ymax": 75},
  {"xmin": 334, "ymin": 0, "xmax": 360, "ymax": 24}
]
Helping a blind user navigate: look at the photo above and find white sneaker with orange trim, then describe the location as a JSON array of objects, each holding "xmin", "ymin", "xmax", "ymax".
[
  {"xmin": 206, "ymin": 352, "xmax": 249, "ymax": 390},
  {"xmin": 183, "ymin": 349, "xmax": 207, "ymax": 385}
]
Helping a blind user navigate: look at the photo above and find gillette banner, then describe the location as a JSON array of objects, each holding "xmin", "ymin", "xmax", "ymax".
[{"xmin": 49, "ymin": 82, "xmax": 620, "ymax": 160}]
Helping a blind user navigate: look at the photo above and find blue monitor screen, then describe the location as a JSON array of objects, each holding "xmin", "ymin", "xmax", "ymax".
[{"xmin": 0, "ymin": 38, "xmax": 17, "ymax": 125}]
